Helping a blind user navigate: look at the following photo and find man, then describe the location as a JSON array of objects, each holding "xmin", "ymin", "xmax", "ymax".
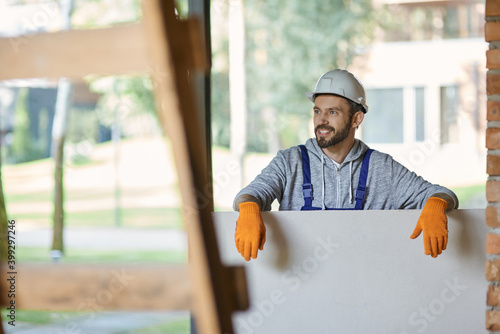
[{"xmin": 233, "ymin": 69, "xmax": 458, "ymax": 261}]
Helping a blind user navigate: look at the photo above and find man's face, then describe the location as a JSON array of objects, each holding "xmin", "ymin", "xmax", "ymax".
[{"xmin": 313, "ymin": 95, "xmax": 353, "ymax": 149}]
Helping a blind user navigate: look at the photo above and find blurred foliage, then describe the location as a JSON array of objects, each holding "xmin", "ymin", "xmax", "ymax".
[
  {"xmin": 10, "ymin": 88, "xmax": 47, "ymax": 163},
  {"xmin": 64, "ymin": 106, "xmax": 99, "ymax": 164},
  {"xmin": 381, "ymin": 3, "xmax": 484, "ymax": 42},
  {"xmin": 211, "ymin": 42, "xmax": 231, "ymax": 148},
  {"xmin": 211, "ymin": 0, "xmax": 385, "ymax": 152},
  {"xmin": 87, "ymin": 75, "xmax": 157, "ymax": 132}
]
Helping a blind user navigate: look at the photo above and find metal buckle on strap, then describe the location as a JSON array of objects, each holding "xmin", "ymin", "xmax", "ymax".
[
  {"xmin": 303, "ymin": 183, "xmax": 313, "ymax": 198},
  {"xmin": 355, "ymin": 186, "xmax": 366, "ymax": 201}
]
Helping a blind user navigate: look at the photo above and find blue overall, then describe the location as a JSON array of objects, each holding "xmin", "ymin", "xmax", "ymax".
[{"xmin": 299, "ymin": 145, "xmax": 374, "ymax": 211}]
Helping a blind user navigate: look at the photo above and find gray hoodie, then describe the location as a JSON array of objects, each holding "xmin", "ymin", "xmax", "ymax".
[{"xmin": 234, "ymin": 138, "xmax": 458, "ymax": 211}]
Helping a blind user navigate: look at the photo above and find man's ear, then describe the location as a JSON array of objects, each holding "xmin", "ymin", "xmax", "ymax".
[{"xmin": 351, "ymin": 111, "xmax": 364, "ymax": 129}]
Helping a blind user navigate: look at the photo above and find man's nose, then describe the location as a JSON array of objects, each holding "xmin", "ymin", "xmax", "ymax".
[{"xmin": 318, "ymin": 113, "xmax": 329, "ymax": 124}]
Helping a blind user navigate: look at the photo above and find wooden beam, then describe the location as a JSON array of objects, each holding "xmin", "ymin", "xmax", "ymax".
[
  {"xmin": 141, "ymin": 0, "xmax": 246, "ymax": 333},
  {"xmin": 0, "ymin": 264, "xmax": 190, "ymax": 311},
  {"xmin": 0, "ymin": 23, "xmax": 150, "ymax": 81},
  {"xmin": 140, "ymin": 1, "xmax": 220, "ymax": 332},
  {"xmin": 179, "ymin": 19, "xmax": 209, "ymax": 71}
]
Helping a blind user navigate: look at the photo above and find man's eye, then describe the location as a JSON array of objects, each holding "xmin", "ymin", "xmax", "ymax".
[{"xmin": 330, "ymin": 110, "xmax": 337, "ymax": 114}]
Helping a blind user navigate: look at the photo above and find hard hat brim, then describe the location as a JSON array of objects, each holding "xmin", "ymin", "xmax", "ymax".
[
  {"xmin": 306, "ymin": 91, "xmax": 347, "ymax": 102},
  {"xmin": 306, "ymin": 91, "xmax": 357, "ymax": 104},
  {"xmin": 305, "ymin": 92, "xmax": 314, "ymax": 102},
  {"xmin": 305, "ymin": 91, "xmax": 369, "ymax": 113}
]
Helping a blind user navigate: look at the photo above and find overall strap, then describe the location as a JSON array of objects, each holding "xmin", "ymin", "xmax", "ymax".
[
  {"xmin": 354, "ymin": 149, "xmax": 374, "ymax": 210},
  {"xmin": 299, "ymin": 145, "xmax": 313, "ymax": 208}
]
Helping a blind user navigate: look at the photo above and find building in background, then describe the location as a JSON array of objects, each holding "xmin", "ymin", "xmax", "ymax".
[{"xmin": 352, "ymin": 0, "xmax": 487, "ymax": 188}]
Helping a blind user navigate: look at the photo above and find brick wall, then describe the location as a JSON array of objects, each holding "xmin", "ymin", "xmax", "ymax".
[{"xmin": 486, "ymin": 0, "xmax": 500, "ymax": 331}]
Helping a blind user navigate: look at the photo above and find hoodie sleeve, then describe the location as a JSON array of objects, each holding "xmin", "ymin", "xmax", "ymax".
[
  {"xmin": 233, "ymin": 151, "xmax": 289, "ymax": 211},
  {"xmin": 390, "ymin": 158, "xmax": 459, "ymax": 209}
]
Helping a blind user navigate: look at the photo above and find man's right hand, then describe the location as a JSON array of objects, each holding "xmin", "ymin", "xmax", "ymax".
[{"xmin": 235, "ymin": 202, "xmax": 266, "ymax": 261}]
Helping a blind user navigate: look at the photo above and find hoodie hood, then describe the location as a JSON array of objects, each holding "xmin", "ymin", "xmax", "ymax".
[{"xmin": 304, "ymin": 138, "xmax": 369, "ymax": 167}]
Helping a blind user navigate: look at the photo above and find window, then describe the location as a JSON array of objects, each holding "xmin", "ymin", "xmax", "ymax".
[
  {"xmin": 440, "ymin": 85, "xmax": 459, "ymax": 144},
  {"xmin": 415, "ymin": 87, "xmax": 425, "ymax": 142},
  {"xmin": 362, "ymin": 88, "xmax": 404, "ymax": 143},
  {"xmin": 362, "ymin": 87, "xmax": 426, "ymax": 144}
]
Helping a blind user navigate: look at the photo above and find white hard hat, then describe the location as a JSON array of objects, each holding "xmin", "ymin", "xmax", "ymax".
[{"xmin": 306, "ymin": 69, "xmax": 368, "ymax": 113}]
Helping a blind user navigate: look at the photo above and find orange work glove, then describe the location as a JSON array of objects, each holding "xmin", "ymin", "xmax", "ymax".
[
  {"xmin": 235, "ymin": 202, "xmax": 266, "ymax": 261},
  {"xmin": 410, "ymin": 197, "xmax": 448, "ymax": 258}
]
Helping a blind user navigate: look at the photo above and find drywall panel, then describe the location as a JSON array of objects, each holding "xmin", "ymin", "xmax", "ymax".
[{"xmin": 213, "ymin": 209, "xmax": 486, "ymax": 334}]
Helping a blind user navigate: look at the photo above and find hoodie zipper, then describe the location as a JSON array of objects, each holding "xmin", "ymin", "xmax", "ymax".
[{"xmin": 335, "ymin": 165, "xmax": 341, "ymax": 208}]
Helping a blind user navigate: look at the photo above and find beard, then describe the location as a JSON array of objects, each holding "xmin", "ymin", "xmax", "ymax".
[{"xmin": 315, "ymin": 121, "xmax": 351, "ymax": 149}]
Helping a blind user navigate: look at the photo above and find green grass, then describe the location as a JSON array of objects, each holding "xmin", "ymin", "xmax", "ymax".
[
  {"xmin": 5, "ymin": 156, "xmax": 51, "ymax": 167},
  {"xmin": 1, "ymin": 309, "xmax": 89, "ymax": 325},
  {"xmin": 8, "ymin": 207, "xmax": 184, "ymax": 229},
  {"xmin": 17, "ymin": 247, "xmax": 187, "ymax": 264},
  {"xmin": 5, "ymin": 187, "xmax": 118, "ymax": 204},
  {"xmin": 3, "ymin": 137, "xmax": 185, "ymax": 229},
  {"xmin": 1, "ymin": 309, "xmax": 189, "ymax": 332},
  {"xmin": 5, "ymin": 186, "xmax": 171, "ymax": 204},
  {"xmin": 5, "ymin": 191, "xmax": 53, "ymax": 204},
  {"xmin": 65, "ymin": 207, "xmax": 183, "ymax": 228},
  {"xmin": 133, "ymin": 317, "xmax": 190, "ymax": 333},
  {"xmin": 451, "ymin": 183, "xmax": 486, "ymax": 207}
]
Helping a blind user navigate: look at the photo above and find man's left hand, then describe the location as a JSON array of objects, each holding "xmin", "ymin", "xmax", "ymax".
[{"xmin": 410, "ymin": 197, "xmax": 448, "ymax": 258}]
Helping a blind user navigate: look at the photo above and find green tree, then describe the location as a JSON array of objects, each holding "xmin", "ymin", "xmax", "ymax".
[
  {"xmin": 88, "ymin": 75, "xmax": 157, "ymax": 130},
  {"xmin": 10, "ymin": 88, "xmax": 47, "ymax": 163},
  {"xmin": 245, "ymin": 0, "xmax": 381, "ymax": 152},
  {"xmin": 211, "ymin": 0, "xmax": 384, "ymax": 152}
]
